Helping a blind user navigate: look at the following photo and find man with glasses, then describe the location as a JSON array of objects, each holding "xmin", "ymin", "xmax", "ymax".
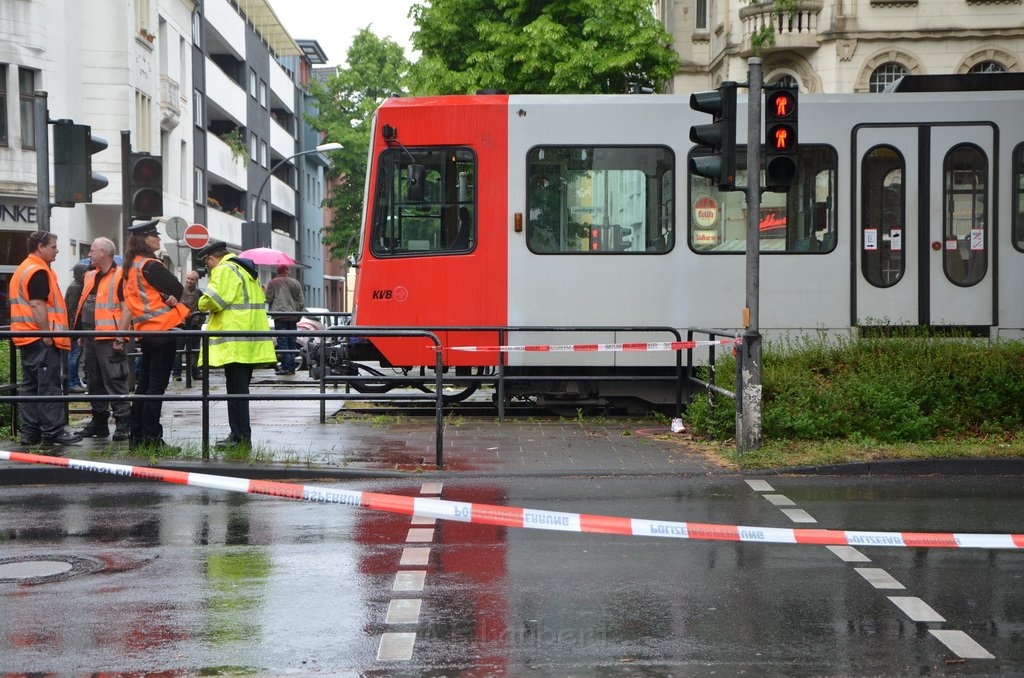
[{"xmin": 8, "ymin": 231, "xmax": 82, "ymax": 446}]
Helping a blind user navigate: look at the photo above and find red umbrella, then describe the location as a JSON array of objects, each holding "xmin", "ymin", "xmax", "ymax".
[{"xmin": 238, "ymin": 247, "xmax": 296, "ymax": 267}]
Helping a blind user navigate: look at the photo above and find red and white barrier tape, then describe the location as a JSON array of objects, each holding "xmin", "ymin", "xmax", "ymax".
[
  {"xmin": 447, "ymin": 338, "xmax": 740, "ymax": 353},
  {"xmin": 3, "ymin": 450, "xmax": 1022, "ymax": 550}
]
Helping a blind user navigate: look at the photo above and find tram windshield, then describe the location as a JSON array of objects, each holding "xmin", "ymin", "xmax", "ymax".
[{"xmin": 370, "ymin": 147, "xmax": 476, "ymax": 257}]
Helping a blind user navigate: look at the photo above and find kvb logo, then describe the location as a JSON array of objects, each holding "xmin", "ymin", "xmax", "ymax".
[{"xmin": 372, "ymin": 289, "xmax": 393, "ymax": 300}]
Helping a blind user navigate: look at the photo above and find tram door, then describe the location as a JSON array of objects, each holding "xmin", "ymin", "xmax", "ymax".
[{"xmin": 855, "ymin": 124, "xmax": 994, "ymax": 329}]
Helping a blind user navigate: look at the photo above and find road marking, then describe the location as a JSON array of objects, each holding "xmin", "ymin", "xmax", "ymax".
[
  {"xmin": 406, "ymin": 528, "xmax": 435, "ymax": 543},
  {"xmin": 763, "ymin": 494, "xmax": 796, "ymax": 506},
  {"xmin": 411, "ymin": 514, "xmax": 436, "ymax": 525},
  {"xmin": 780, "ymin": 508, "xmax": 817, "ymax": 523},
  {"xmin": 745, "ymin": 479, "xmax": 774, "ymax": 492},
  {"xmin": 400, "ymin": 547, "xmax": 431, "ymax": 566},
  {"xmin": 826, "ymin": 545, "xmax": 871, "ymax": 562},
  {"xmin": 377, "ymin": 632, "xmax": 416, "ymax": 661},
  {"xmin": 855, "ymin": 567, "xmax": 905, "ymax": 589},
  {"xmin": 929, "ymin": 630, "xmax": 995, "ymax": 659},
  {"xmin": 420, "ymin": 482, "xmax": 443, "ymax": 495},
  {"xmin": 887, "ymin": 596, "xmax": 945, "ymax": 622},
  {"xmin": 394, "ymin": 571, "xmax": 426, "ymax": 592},
  {"xmin": 386, "ymin": 598, "xmax": 422, "ymax": 624}
]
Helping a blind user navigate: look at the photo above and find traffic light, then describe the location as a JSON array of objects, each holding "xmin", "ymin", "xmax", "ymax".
[
  {"xmin": 764, "ymin": 85, "xmax": 799, "ymax": 191},
  {"xmin": 127, "ymin": 152, "xmax": 163, "ymax": 219},
  {"xmin": 53, "ymin": 120, "xmax": 108, "ymax": 205},
  {"xmin": 688, "ymin": 81, "xmax": 737, "ymax": 191}
]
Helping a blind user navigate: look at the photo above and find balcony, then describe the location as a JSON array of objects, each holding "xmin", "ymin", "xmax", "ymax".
[
  {"xmin": 740, "ymin": 1, "xmax": 822, "ymax": 56},
  {"xmin": 206, "ymin": 130, "xmax": 247, "ymax": 189},
  {"xmin": 205, "ymin": 56, "xmax": 247, "ymax": 125},
  {"xmin": 270, "ymin": 174, "xmax": 296, "ymax": 217}
]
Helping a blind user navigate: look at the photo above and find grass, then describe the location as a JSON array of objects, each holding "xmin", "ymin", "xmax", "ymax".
[{"xmin": 684, "ymin": 330, "xmax": 1024, "ymax": 469}]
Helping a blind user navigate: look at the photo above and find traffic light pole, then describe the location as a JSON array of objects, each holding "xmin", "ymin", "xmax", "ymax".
[
  {"xmin": 33, "ymin": 91, "xmax": 50, "ymax": 232},
  {"xmin": 740, "ymin": 58, "xmax": 763, "ymax": 453},
  {"xmin": 121, "ymin": 130, "xmax": 132, "ymax": 243}
]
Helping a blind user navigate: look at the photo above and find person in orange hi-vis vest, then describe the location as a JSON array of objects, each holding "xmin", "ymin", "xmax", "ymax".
[
  {"xmin": 73, "ymin": 237, "xmax": 133, "ymax": 442},
  {"xmin": 121, "ymin": 221, "xmax": 188, "ymax": 451},
  {"xmin": 8, "ymin": 231, "xmax": 82, "ymax": 447}
]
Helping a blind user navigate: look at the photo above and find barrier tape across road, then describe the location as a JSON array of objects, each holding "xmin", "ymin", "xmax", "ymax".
[
  {"xmin": 3, "ymin": 450, "xmax": 1023, "ymax": 550},
  {"xmin": 446, "ymin": 338, "xmax": 740, "ymax": 353}
]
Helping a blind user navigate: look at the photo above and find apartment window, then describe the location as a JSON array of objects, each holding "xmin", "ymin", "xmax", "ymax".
[
  {"xmin": 695, "ymin": 0, "xmax": 708, "ymax": 30},
  {"xmin": 194, "ymin": 90, "xmax": 203, "ymax": 126},
  {"xmin": 260, "ymin": 140, "xmax": 268, "ymax": 168},
  {"xmin": 249, "ymin": 132, "xmax": 258, "ymax": 163},
  {"xmin": 869, "ymin": 62, "xmax": 908, "ymax": 93},
  {"xmin": 259, "ymin": 80, "xmax": 267, "ymax": 108},
  {"xmin": 250, "ymin": 194, "xmax": 257, "ymax": 220},
  {"xmin": 195, "ymin": 168, "xmax": 204, "ymax": 204},
  {"xmin": 191, "ymin": 10, "xmax": 201, "ymax": 47},
  {"xmin": 135, "ymin": 91, "xmax": 153, "ymax": 150},
  {"xmin": 0, "ymin": 64, "xmax": 7, "ymax": 146},
  {"xmin": 249, "ymin": 69, "xmax": 257, "ymax": 98},
  {"xmin": 19, "ymin": 68, "xmax": 36, "ymax": 149},
  {"xmin": 135, "ymin": 0, "xmax": 151, "ymax": 33}
]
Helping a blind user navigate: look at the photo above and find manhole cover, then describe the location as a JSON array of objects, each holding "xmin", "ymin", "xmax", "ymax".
[{"xmin": 0, "ymin": 556, "xmax": 104, "ymax": 584}]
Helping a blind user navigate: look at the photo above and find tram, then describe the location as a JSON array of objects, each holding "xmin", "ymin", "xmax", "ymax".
[{"xmin": 341, "ymin": 74, "xmax": 1024, "ymax": 407}]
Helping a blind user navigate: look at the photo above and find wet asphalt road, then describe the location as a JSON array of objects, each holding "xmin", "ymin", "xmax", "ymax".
[{"xmin": 1, "ymin": 474, "xmax": 1023, "ymax": 676}]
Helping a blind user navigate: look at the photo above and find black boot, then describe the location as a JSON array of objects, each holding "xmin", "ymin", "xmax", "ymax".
[
  {"xmin": 76, "ymin": 416, "xmax": 110, "ymax": 438},
  {"xmin": 112, "ymin": 419, "xmax": 131, "ymax": 442}
]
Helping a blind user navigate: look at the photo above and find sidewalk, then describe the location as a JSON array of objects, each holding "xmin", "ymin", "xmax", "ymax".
[{"xmin": 0, "ymin": 368, "xmax": 721, "ymax": 483}]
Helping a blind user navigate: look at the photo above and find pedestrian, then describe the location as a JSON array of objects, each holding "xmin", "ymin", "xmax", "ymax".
[
  {"xmin": 73, "ymin": 237, "xmax": 132, "ymax": 442},
  {"xmin": 64, "ymin": 261, "xmax": 89, "ymax": 393},
  {"xmin": 195, "ymin": 240, "xmax": 276, "ymax": 449},
  {"xmin": 171, "ymin": 270, "xmax": 202, "ymax": 381},
  {"xmin": 8, "ymin": 231, "xmax": 82, "ymax": 446},
  {"xmin": 265, "ymin": 263, "xmax": 305, "ymax": 375},
  {"xmin": 122, "ymin": 220, "xmax": 188, "ymax": 451}
]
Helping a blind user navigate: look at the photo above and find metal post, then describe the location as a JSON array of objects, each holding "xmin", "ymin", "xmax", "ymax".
[
  {"xmin": 33, "ymin": 91, "xmax": 50, "ymax": 232},
  {"xmin": 121, "ymin": 130, "xmax": 132, "ymax": 241},
  {"xmin": 740, "ymin": 58, "xmax": 764, "ymax": 453}
]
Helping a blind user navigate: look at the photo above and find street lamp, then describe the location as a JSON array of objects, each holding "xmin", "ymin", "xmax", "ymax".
[{"xmin": 250, "ymin": 141, "xmax": 343, "ymax": 249}]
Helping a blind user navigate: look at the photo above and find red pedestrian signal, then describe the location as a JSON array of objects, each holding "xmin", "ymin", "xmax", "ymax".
[{"xmin": 764, "ymin": 86, "xmax": 799, "ymax": 191}]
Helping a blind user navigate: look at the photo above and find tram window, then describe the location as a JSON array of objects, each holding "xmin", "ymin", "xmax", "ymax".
[
  {"xmin": 943, "ymin": 144, "xmax": 988, "ymax": 286},
  {"xmin": 861, "ymin": 145, "xmax": 905, "ymax": 288},
  {"xmin": 370, "ymin": 147, "xmax": 476, "ymax": 257},
  {"xmin": 689, "ymin": 145, "xmax": 838, "ymax": 254},
  {"xmin": 1013, "ymin": 143, "xmax": 1024, "ymax": 252},
  {"xmin": 526, "ymin": 146, "xmax": 674, "ymax": 254}
]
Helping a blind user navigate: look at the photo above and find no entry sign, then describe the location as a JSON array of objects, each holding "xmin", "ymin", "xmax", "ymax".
[{"xmin": 184, "ymin": 223, "xmax": 209, "ymax": 249}]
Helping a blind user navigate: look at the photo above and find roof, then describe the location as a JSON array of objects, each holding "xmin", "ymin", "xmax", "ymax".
[{"xmin": 236, "ymin": 0, "xmax": 302, "ymax": 58}]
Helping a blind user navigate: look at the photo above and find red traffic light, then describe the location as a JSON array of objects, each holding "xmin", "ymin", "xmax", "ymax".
[
  {"xmin": 766, "ymin": 90, "xmax": 796, "ymax": 119},
  {"xmin": 770, "ymin": 124, "xmax": 796, "ymax": 151}
]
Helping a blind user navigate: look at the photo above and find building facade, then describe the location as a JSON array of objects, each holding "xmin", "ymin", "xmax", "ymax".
[
  {"xmin": 658, "ymin": 0, "xmax": 1024, "ymax": 93},
  {"xmin": 0, "ymin": 0, "xmax": 328, "ymax": 323}
]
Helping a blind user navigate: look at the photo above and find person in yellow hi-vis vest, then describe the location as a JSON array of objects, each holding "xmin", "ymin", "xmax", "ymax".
[
  {"xmin": 8, "ymin": 230, "xmax": 81, "ymax": 446},
  {"xmin": 195, "ymin": 240, "xmax": 276, "ymax": 449}
]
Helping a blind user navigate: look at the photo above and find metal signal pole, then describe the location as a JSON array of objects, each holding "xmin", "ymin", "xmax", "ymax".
[{"xmin": 740, "ymin": 58, "xmax": 764, "ymax": 452}]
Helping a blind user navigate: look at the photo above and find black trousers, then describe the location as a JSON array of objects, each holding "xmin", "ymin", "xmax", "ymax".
[
  {"xmin": 224, "ymin": 362, "xmax": 254, "ymax": 443},
  {"xmin": 130, "ymin": 333, "xmax": 176, "ymax": 444},
  {"xmin": 18, "ymin": 340, "xmax": 66, "ymax": 439}
]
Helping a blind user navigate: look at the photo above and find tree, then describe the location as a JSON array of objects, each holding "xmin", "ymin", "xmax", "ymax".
[
  {"xmin": 409, "ymin": 0, "xmax": 679, "ymax": 95},
  {"xmin": 309, "ymin": 29, "xmax": 410, "ymax": 260}
]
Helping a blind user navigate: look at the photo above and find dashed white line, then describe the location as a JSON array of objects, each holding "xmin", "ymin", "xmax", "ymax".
[
  {"xmin": 825, "ymin": 545, "xmax": 871, "ymax": 562},
  {"xmin": 855, "ymin": 567, "xmax": 905, "ymax": 590},
  {"xmin": 745, "ymin": 479, "xmax": 774, "ymax": 492},
  {"xmin": 779, "ymin": 508, "xmax": 817, "ymax": 523},
  {"xmin": 929, "ymin": 630, "xmax": 995, "ymax": 659},
  {"xmin": 888, "ymin": 596, "xmax": 946, "ymax": 622},
  {"xmin": 377, "ymin": 632, "xmax": 417, "ymax": 661},
  {"xmin": 420, "ymin": 481, "xmax": 443, "ymax": 495},
  {"xmin": 763, "ymin": 494, "xmax": 796, "ymax": 506},
  {"xmin": 399, "ymin": 546, "xmax": 431, "ymax": 566},
  {"xmin": 410, "ymin": 514, "xmax": 436, "ymax": 525},
  {"xmin": 406, "ymin": 528, "xmax": 435, "ymax": 543},
  {"xmin": 386, "ymin": 598, "xmax": 423, "ymax": 624},
  {"xmin": 393, "ymin": 571, "xmax": 426, "ymax": 592}
]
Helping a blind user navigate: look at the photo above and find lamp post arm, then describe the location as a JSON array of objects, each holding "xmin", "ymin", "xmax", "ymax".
[{"xmin": 253, "ymin": 143, "xmax": 343, "ymax": 248}]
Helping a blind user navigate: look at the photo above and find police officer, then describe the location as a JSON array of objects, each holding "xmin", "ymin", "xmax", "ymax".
[
  {"xmin": 195, "ymin": 240, "xmax": 276, "ymax": 448},
  {"xmin": 122, "ymin": 220, "xmax": 188, "ymax": 450}
]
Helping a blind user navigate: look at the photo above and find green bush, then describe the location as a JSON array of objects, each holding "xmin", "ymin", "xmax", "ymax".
[{"xmin": 686, "ymin": 332, "xmax": 1024, "ymax": 443}]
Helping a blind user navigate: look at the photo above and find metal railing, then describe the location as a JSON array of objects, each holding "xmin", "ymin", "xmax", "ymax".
[{"xmin": 685, "ymin": 327, "xmax": 740, "ymax": 426}]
